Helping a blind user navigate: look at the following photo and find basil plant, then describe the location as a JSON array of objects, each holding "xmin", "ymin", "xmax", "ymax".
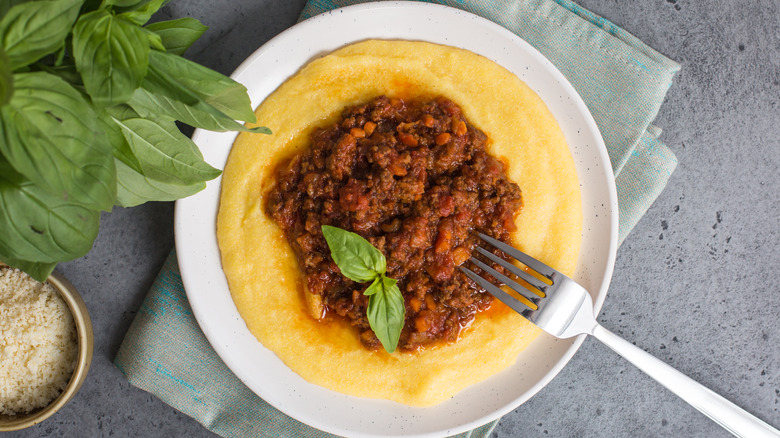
[{"xmin": 0, "ymin": 0, "xmax": 269, "ymax": 281}]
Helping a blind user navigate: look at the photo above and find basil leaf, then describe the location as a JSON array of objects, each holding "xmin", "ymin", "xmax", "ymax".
[
  {"xmin": 96, "ymin": 106, "xmax": 143, "ymax": 174},
  {"xmin": 0, "ymin": 0, "xmax": 83, "ymax": 70},
  {"xmin": 320, "ymin": 225, "xmax": 404, "ymax": 353},
  {"xmin": 147, "ymin": 50, "xmax": 256, "ymax": 122},
  {"xmin": 0, "ymin": 45, "xmax": 12, "ymax": 106},
  {"xmin": 145, "ymin": 17, "xmax": 207, "ymax": 56},
  {"xmin": 104, "ymin": 0, "xmax": 146, "ymax": 7},
  {"xmin": 106, "ymin": 103, "xmax": 141, "ymax": 120},
  {"xmin": 362, "ymin": 276, "xmax": 382, "ymax": 296},
  {"xmin": 0, "ymin": 72, "xmax": 116, "ymax": 211},
  {"xmin": 0, "ymin": 253, "xmax": 58, "ymax": 283},
  {"xmin": 129, "ymin": 84, "xmax": 270, "ymax": 133},
  {"xmin": 321, "ymin": 225, "xmax": 385, "ymax": 283},
  {"xmin": 118, "ymin": 0, "xmax": 169, "ymax": 26},
  {"xmin": 114, "ymin": 158, "xmax": 205, "ymax": 207},
  {"xmin": 112, "ymin": 116, "xmax": 221, "ymax": 185},
  {"xmin": 72, "ymin": 10, "xmax": 149, "ymax": 107},
  {"xmin": 366, "ymin": 275, "xmax": 405, "ymax": 354},
  {"xmin": 127, "ymin": 50, "xmax": 269, "ymax": 133},
  {"xmin": 0, "ymin": 0, "xmax": 29, "ymax": 19},
  {"xmin": 0, "ymin": 157, "xmax": 100, "ymax": 266},
  {"xmin": 53, "ymin": 43, "xmax": 66, "ymax": 66},
  {"xmin": 140, "ymin": 26, "xmax": 165, "ymax": 51}
]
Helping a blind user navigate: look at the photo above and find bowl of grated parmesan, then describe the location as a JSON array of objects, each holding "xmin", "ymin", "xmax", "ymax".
[{"xmin": 0, "ymin": 265, "xmax": 93, "ymax": 431}]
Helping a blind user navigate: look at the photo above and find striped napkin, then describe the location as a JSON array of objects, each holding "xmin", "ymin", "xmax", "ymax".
[{"xmin": 115, "ymin": 1, "xmax": 680, "ymax": 437}]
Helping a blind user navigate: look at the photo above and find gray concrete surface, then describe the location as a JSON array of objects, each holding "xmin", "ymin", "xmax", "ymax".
[{"xmin": 6, "ymin": 1, "xmax": 779, "ymax": 437}]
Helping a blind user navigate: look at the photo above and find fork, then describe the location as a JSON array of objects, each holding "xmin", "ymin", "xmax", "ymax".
[{"xmin": 460, "ymin": 232, "xmax": 780, "ymax": 438}]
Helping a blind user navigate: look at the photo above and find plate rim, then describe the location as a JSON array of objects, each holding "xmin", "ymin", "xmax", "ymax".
[{"xmin": 175, "ymin": 2, "xmax": 619, "ymax": 437}]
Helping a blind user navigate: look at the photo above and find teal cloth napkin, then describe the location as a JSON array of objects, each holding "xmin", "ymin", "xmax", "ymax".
[{"xmin": 114, "ymin": 1, "xmax": 681, "ymax": 437}]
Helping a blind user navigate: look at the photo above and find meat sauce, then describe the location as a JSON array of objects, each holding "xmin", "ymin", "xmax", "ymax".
[{"xmin": 267, "ymin": 96, "xmax": 522, "ymax": 352}]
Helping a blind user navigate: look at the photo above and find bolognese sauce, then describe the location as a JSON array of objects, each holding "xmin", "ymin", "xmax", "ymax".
[{"xmin": 267, "ymin": 96, "xmax": 522, "ymax": 352}]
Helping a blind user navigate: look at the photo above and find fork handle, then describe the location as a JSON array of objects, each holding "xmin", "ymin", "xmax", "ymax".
[{"xmin": 591, "ymin": 324, "xmax": 780, "ymax": 438}]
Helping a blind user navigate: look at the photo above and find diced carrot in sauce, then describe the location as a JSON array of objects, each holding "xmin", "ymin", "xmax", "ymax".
[{"xmin": 266, "ymin": 95, "xmax": 523, "ymax": 352}]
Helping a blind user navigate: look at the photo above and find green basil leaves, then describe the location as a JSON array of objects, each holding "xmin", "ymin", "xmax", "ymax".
[
  {"xmin": 0, "ymin": 72, "xmax": 117, "ymax": 211},
  {"xmin": 321, "ymin": 225, "xmax": 405, "ymax": 353},
  {"xmin": 0, "ymin": 46, "xmax": 13, "ymax": 106},
  {"xmin": 322, "ymin": 225, "xmax": 386, "ymax": 282},
  {"xmin": 364, "ymin": 275, "xmax": 404, "ymax": 353},
  {"xmin": 0, "ymin": 157, "xmax": 100, "ymax": 264},
  {"xmin": 129, "ymin": 50, "xmax": 270, "ymax": 134},
  {"xmin": 73, "ymin": 10, "xmax": 150, "ymax": 107},
  {"xmin": 118, "ymin": 0, "xmax": 169, "ymax": 26},
  {"xmin": 0, "ymin": 0, "xmax": 82, "ymax": 70},
  {"xmin": 145, "ymin": 18, "xmax": 207, "ymax": 56},
  {"xmin": 0, "ymin": 0, "xmax": 270, "ymax": 281},
  {"xmin": 112, "ymin": 116, "xmax": 221, "ymax": 185}
]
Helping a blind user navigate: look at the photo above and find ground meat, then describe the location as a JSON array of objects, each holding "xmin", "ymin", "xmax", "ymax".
[{"xmin": 267, "ymin": 96, "xmax": 522, "ymax": 352}]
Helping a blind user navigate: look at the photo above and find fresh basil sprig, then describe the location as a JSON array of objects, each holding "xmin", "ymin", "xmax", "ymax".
[
  {"xmin": 321, "ymin": 225, "xmax": 405, "ymax": 354},
  {"xmin": 0, "ymin": 0, "xmax": 270, "ymax": 281}
]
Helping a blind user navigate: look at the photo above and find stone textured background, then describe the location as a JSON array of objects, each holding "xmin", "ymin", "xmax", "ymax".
[{"xmin": 7, "ymin": 1, "xmax": 779, "ymax": 437}]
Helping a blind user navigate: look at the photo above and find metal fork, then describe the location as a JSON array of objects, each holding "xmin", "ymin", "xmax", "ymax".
[{"xmin": 461, "ymin": 232, "xmax": 780, "ymax": 438}]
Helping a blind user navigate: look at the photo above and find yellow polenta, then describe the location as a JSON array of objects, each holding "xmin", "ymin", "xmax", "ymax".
[{"xmin": 217, "ymin": 40, "xmax": 582, "ymax": 406}]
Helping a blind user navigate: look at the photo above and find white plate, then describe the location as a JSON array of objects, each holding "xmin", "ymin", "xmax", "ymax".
[{"xmin": 175, "ymin": 2, "xmax": 618, "ymax": 437}]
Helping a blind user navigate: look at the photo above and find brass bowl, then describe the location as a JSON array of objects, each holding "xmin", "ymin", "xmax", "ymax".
[{"xmin": 0, "ymin": 270, "xmax": 94, "ymax": 431}]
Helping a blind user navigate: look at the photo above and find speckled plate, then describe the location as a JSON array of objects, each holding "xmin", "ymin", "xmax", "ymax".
[{"xmin": 175, "ymin": 2, "xmax": 618, "ymax": 437}]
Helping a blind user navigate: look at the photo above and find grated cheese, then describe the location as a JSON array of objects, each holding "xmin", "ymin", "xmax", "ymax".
[{"xmin": 0, "ymin": 267, "xmax": 78, "ymax": 415}]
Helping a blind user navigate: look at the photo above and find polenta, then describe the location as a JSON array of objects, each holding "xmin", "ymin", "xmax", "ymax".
[{"xmin": 217, "ymin": 40, "xmax": 582, "ymax": 406}]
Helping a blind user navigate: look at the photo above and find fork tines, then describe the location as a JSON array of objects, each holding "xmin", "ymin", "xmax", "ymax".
[
  {"xmin": 459, "ymin": 233, "xmax": 553, "ymax": 313},
  {"xmin": 474, "ymin": 233, "xmax": 556, "ymax": 279}
]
